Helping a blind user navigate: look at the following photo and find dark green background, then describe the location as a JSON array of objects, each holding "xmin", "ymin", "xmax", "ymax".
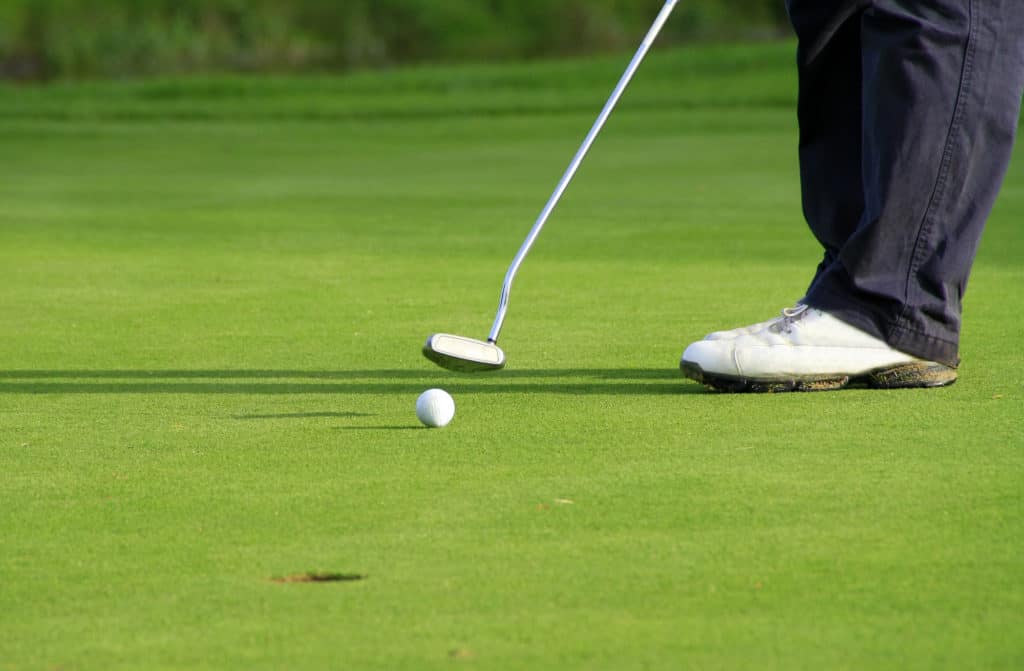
[{"xmin": 0, "ymin": 0, "xmax": 790, "ymax": 81}]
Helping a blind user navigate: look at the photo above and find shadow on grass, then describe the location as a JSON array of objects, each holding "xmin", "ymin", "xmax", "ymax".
[
  {"xmin": 335, "ymin": 426, "xmax": 427, "ymax": 431},
  {"xmin": 233, "ymin": 412, "xmax": 374, "ymax": 420},
  {"xmin": 0, "ymin": 368, "xmax": 700, "ymax": 396}
]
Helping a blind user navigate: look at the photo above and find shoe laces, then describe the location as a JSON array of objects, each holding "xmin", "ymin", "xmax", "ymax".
[{"xmin": 771, "ymin": 304, "xmax": 809, "ymax": 334}]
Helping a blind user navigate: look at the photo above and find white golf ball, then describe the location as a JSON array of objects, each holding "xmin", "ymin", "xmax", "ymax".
[{"xmin": 416, "ymin": 389, "xmax": 455, "ymax": 428}]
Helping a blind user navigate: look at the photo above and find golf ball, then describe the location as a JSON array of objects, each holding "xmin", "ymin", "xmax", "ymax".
[{"xmin": 416, "ymin": 389, "xmax": 455, "ymax": 428}]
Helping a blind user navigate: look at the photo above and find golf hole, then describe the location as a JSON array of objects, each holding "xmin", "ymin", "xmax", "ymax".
[{"xmin": 271, "ymin": 572, "xmax": 367, "ymax": 584}]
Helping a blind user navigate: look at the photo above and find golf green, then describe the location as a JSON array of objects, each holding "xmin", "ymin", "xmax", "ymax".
[{"xmin": 1, "ymin": 42, "xmax": 1022, "ymax": 670}]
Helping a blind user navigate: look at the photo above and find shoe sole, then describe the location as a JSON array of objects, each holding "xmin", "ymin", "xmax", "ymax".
[{"xmin": 680, "ymin": 360, "xmax": 957, "ymax": 393}]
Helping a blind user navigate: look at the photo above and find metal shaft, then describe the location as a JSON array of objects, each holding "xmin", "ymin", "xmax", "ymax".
[{"xmin": 487, "ymin": 0, "xmax": 680, "ymax": 344}]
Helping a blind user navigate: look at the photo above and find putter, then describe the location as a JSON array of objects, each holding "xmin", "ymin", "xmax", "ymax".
[{"xmin": 423, "ymin": 0, "xmax": 680, "ymax": 372}]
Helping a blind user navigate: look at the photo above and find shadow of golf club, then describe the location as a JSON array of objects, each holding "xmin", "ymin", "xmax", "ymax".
[
  {"xmin": 0, "ymin": 368, "xmax": 681, "ymax": 380},
  {"xmin": 334, "ymin": 426, "xmax": 427, "ymax": 431},
  {"xmin": 0, "ymin": 368, "xmax": 700, "ymax": 396},
  {"xmin": 232, "ymin": 412, "xmax": 375, "ymax": 420}
]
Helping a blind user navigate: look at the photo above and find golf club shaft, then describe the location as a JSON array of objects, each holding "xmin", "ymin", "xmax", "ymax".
[{"xmin": 487, "ymin": 0, "xmax": 680, "ymax": 344}]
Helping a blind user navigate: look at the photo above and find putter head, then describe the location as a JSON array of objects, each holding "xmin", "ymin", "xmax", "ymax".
[{"xmin": 423, "ymin": 333, "xmax": 506, "ymax": 372}]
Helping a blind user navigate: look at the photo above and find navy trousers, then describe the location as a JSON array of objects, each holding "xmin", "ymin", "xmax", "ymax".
[{"xmin": 785, "ymin": 0, "xmax": 1024, "ymax": 366}]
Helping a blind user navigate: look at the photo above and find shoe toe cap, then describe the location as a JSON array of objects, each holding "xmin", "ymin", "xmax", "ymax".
[{"xmin": 681, "ymin": 339, "xmax": 738, "ymax": 376}]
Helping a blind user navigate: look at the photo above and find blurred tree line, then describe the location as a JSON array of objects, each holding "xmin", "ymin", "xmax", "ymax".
[{"xmin": 0, "ymin": 0, "xmax": 790, "ymax": 81}]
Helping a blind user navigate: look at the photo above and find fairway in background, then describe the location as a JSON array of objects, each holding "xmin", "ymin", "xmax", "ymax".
[{"xmin": 1, "ymin": 42, "xmax": 1022, "ymax": 670}]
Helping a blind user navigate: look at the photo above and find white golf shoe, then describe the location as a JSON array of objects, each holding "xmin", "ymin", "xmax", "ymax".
[{"xmin": 680, "ymin": 305, "xmax": 958, "ymax": 392}]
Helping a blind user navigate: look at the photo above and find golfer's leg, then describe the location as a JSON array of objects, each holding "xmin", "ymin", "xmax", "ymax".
[
  {"xmin": 786, "ymin": 0, "xmax": 866, "ymax": 280},
  {"xmin": 804, "ymin": 0, "xmax": 1024, "ymax": 366},
  {"xmin": 681, "ymin": 0, "xmax": 946, "ymax": 392}
]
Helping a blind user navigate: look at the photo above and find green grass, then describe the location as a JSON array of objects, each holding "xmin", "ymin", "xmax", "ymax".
[{"xmin": 1, "ymin": 41, "xmax": 1022, "ymax": 670}]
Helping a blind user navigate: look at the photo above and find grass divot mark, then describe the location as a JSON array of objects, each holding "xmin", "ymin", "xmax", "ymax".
[{"xmin": 271, "ymin": 572, "xmax": 367, "ymax": 584}]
